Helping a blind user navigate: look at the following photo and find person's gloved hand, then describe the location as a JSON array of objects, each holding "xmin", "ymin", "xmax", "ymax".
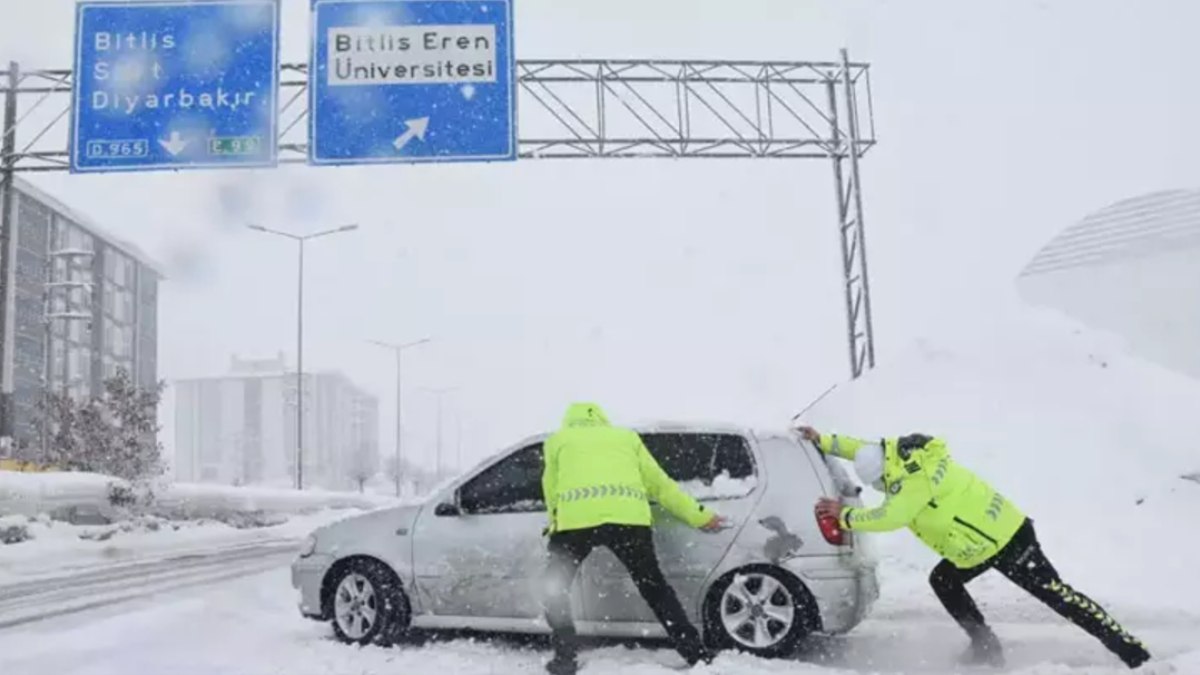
[
  {"xmin": 700, "ymin": 514, "xmax": 730, "ymax": 532},
  {"xmin": 795, "ymin": 425, "xmax": 821, "ymax": 443},
  {"xmin": 814, "ymin": 497, "xmax": 843, "ymax": 521}
]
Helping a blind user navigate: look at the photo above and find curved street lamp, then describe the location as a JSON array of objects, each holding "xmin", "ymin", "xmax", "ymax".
[{"xmin": 248, "ymin": 223, "xmax": 358, "ymax": 490}]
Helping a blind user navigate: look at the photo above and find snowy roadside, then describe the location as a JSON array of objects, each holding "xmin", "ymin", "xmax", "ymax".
[
  {"xmin": 0, "ymin": 507, "xmax": 361, "ymax": 583},
  {"xmin": 0, "ymin": 470, "xmax": 408, "ymax": 583},
  {"xmin": 0, "ymin": 469, "xmax": 398, "ymax": 518}
]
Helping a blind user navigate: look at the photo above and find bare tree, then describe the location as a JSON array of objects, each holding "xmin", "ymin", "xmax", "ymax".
[
  {"xmin": 384, "ymin": 453, "xmax": 401, "ymax": 491},
  {"xmin": 347, "ymin": 443, "xmax": 378, "ymax": 493}
]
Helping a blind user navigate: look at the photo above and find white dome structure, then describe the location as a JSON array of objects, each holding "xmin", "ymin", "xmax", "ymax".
[{"xmin": 1017, "ymin": 189, "xmax": 1200, "ymax": 380}]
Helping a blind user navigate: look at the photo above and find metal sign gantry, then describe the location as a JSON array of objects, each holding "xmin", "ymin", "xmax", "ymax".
[{"xmin": 0, "ymin": 49, "xmax": 878, "ymax": 386}]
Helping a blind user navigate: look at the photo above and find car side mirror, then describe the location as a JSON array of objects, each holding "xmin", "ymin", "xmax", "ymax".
[{"xmin": 435, "ymin": 501, "xmax": 461, "ymax": 517}]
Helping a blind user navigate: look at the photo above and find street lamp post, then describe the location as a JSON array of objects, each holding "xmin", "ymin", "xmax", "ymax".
[
  {"xmin": 421, "ymin": 386, "xmax": 458, "ymax": 477},
  {"xmin": 367, "ymin": 337, "xmax": 431, "ymax": 497},
  {"xmin": 248, "ymin": 223, "xmax": 358, "ymax": 490}
]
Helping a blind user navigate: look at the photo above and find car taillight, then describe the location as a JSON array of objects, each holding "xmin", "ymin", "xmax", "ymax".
[{"xmin": 816, "ymin": 512, "xmax": 846, "ymax": 546}]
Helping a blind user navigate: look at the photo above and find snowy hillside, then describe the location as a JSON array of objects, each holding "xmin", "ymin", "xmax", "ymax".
[{"xmin": 803, "ymin": 298, "xmax": 1200, "ymax": 667}]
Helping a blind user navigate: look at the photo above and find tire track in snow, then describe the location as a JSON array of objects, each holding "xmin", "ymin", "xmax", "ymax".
[
  {"xmin": 0, "ymin": 541, "xmax": 299, "ymax": 629},
  {"xmin": 0, "ymin": 540, "xmax": 297, "ymax": 600}
]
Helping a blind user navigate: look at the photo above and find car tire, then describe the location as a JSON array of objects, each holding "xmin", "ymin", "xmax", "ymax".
[
  {"xmin": 703, "ymin": 564, "xmax": 816, "ymax": 658},
  {"xmin": 326, "ymin": 557, "xmax": 411, "ymax": 647}
]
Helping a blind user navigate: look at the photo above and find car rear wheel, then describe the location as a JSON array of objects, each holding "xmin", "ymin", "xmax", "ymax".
[
  {"xmin": 704, "ymin": 565, "xmax": 815, "ymax": 658},
  {"xmin": 326, "ymin": 557, "xmax": 410, "ymax": 646}
]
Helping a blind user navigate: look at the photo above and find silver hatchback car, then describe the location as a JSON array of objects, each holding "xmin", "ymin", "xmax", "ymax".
[{"xmin": 291, "ymin": 423, "xmax": 879, "ymax": 658}]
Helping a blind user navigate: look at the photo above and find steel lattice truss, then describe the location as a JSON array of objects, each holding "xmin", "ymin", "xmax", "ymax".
[
  {"xmin": 1, "ymin": 58, "xmax": 875, "ymax": 168},
  {"xmin": 1, "ymin": 55, "xmax": 877, "ymax": 378}
]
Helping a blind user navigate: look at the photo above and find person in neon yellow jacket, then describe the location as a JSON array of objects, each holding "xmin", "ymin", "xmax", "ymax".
[
  {"xmin": 539, "ymin": 402, "xmax": 726, "ymax": 675},
  {"xmin": 798, "ymin": 426, "xmax": 1151, "ymax": 670}
]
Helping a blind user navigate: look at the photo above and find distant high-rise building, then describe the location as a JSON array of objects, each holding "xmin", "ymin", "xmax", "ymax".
[
  {"xmin": 1, "ymin": 177, "xmax": 162, "ymax": 451},
  {"xmin": 1018, "ymin": 189, "xmax": 1200, "ymax": 379},
  {"xmin": 173, "ymin": 354, "xmax": 380, "ymax": 489}
]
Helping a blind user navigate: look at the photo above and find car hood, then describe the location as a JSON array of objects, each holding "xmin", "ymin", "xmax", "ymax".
[{"xmin": 310, "ymin": 503, "xmax": 423, "ymax": 548}]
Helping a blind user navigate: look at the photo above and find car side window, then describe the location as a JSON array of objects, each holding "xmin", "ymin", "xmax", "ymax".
[
  {"xmin": 458, "ymin": 443, "xmax": 545, "ymax": 515},
  {"xmin": 713, "ymin": 434, "xmax": 755, "ymax": 480},
  {"xmin": 641, "ymin": 433, "xmax": 756, "ymax": 484}
]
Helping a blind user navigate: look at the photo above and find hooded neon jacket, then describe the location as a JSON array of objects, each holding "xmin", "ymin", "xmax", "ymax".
[
  {"xmin": 541, "ymin": 403, "xmax": 712, "ymax": 533},
  {"xmin": 818, "ymin": 432, "xmax": 1026, "ymax": 569}
]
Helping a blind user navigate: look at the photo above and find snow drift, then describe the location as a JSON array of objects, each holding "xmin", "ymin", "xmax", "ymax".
[
  {"xmin": 803, "ymin": 297, "xmax": 1200, "ymax": 629},
  {"xmin": 0, "ymin": 472, "xmax": 398, "ymax": 583},
  {"xmin": 0, "ymin": 470, "xmax": 397, "ymax": 520}
]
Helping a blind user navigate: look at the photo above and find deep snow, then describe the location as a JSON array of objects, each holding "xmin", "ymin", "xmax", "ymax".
[
  {"xmin": 0, "ymin": 566, "xmax": 1195, "ymax": 675},
  {"xmin": 0, "ymin": 470, "xmax": 395, "ymax": 518},
  {"xmin": 803, "ymin": 300, "xmax": 1200, "ymax": 616},
  {"xmin": 0, "ymin": 472, "xmax": 399, "ymax": 583},
  {"xmin": 0, "ymin": 508, "xmax": 361, "ymax": 583},
  {"xmin": 1, "ymin": 301, "xmax": 1198, "ymax": 674},
  {"xmin": 797, "ymin": 299, "xmax": 1200, "ymax": 670}
]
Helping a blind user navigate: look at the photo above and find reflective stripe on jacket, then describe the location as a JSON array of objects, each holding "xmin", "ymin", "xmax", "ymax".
[
  {"xmin": 542, "ymin": 402, "xmax": 711, "ymax": 533},
  {"xmin": 558, "ymin": 484, "xmax": 648, "ymax": 503},
  {"xmin": 819, "ymin": 432, "xmax": 1026, "ymax": 569}
]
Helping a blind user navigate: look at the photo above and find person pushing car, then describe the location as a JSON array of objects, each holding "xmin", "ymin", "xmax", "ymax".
[
  {"xmin": 796, "ymin": 425, "xmax": 1151, "ymax": 670},
  {"xmin": 539, "ymin": 402, "xmax": 728, "ymax": 675}
]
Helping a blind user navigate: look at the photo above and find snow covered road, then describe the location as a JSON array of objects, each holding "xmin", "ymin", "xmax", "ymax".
[
  {"xmin": 0, "ymin": 561, "xmax": 1196, "ymax": 675},
  {"xmin": 0, "ymin": 539, "xmax": 298, "ymax": 630}
]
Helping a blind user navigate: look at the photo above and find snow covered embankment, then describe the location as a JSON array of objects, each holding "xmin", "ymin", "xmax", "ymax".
[
  {"xmin": 0, "ymin": 471, "xmax": 401, "ymax": 582},
  {"xmin": 0, "ymin": 470, "xmax": 396, "ymax": 519},
  {"xmin": 804, "ymin": 301, "xmax": 1200, "ymax": 669}
]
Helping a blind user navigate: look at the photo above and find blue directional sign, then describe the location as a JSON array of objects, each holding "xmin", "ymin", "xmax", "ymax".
[
  {"xmin": 309, "ymin": 0, "xmax": 516, "ymax": 166},
  {"xmin": 71, "ymin": 0, "xmax": 280, "ymax": 173}
]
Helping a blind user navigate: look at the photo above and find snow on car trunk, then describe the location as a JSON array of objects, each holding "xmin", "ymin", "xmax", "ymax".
[{"xmin": 679, "ymin": 470, "xmax": 758, "ymax": 500}]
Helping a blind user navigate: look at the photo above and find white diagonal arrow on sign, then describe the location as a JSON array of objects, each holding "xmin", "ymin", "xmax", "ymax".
[
  {"xmin": 392, "ymin": 117, "xmax": 430, "ymax": 152},
  {"xmin": 159, "ymin": 131, "xmax": 189, "ymax": 156}
]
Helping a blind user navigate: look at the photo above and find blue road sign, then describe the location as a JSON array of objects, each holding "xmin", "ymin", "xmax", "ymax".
[
  {"xmin": 71, "ymin": 0, "xmax": 280, "ymax": 173},
  {"xmin": 309, "ymin": 0, "xmax": 516, "ymax": 166}
]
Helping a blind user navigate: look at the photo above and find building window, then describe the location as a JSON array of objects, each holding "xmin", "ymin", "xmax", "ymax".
[
  {"xmin": 14, "ymin": 299, "xmax": 43, "ymax": 338},
  {"xmin": 15, "ymin": 249, "xmax": 43, "ymax": 286},
  {"xmin": 105, "ymin": 322, "xmax": 134, "ymax": 359},
  {"xmin": 68, "ymin": 320, "xmax": 86, "ymax": 343},
  {"xmin": 53, "ymin": 218, "xmax": 95, "ymax": 254},
  {"xmin": 17, "ymin": 195, "xmax": 52, "ymax": 253},
  {"xmin": 105, "ymin": 249, "xmax": 134, "ymax": 289}
]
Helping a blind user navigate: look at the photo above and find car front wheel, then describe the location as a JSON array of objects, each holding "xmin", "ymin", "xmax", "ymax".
[
  {"xmin": 326, "ymin": 558, "xmax": 410, "ymax": 646},
  {"xmin": 704, "ymin": 565, "xmax": 815, "ymax": 658}
]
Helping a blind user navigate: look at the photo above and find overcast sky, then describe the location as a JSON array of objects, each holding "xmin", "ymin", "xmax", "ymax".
[{"xmin": 2, "ymin": 0, "xmax": 1198, "ymax": 474}]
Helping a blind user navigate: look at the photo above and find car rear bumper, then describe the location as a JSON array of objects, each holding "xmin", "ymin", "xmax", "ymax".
[
  {"xmin": 790, "ymin": 560, "xmax": 879, "ymax": 634},
  {"xmin": 291, "ymin": 553, "xmax": 334, "ymax": 620}
]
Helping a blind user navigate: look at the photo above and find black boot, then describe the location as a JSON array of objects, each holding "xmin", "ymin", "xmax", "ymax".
[
  {"xmin": 685, "ymin": 647, "xmax": 716, "ymax": 668},
  {"xmin": 960, "ymin": 626, "xmax": 1005, "ymax": 668},
  {"xmin": 547, "ymin": 631, "xmax": 579, "ymax": 675},
  {"xmin": 545, "ymin": 652, "xmax": 577, "ymax": 675},
  {"xmin": 1112, "ymin": 638, "xmax": 1150, "ymax": 670}
]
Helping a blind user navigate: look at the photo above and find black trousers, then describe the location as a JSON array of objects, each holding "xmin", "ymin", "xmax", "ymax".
[
  {"xmin": 542, "ymin": 524, "xmax": 708, "ymax": 665},
  {"xmin": 930, "ymin": 518, "xmax": 1145, "ymax": 659}
]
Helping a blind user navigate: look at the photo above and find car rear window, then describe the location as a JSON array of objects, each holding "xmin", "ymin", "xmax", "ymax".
[{"xmin": 640, "ymin": 432, "xmax": 756, "ymax": 484}]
